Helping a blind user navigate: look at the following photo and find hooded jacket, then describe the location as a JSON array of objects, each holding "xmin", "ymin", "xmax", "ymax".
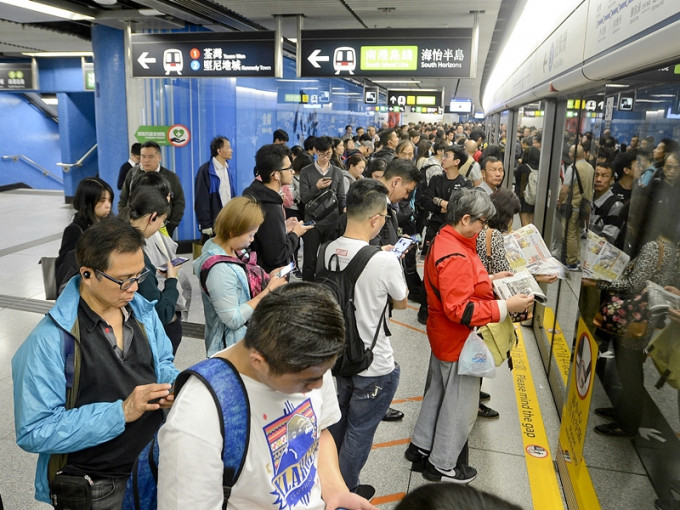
[{"xmin": 11, "ymin": 276, "xmax": 178, "ymax": 503}]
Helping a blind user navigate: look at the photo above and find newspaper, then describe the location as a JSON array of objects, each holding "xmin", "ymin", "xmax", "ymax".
[
  {"xmin": 582, "ymin": 231, "xmax": 629, "ymax": 282},
  {"xmin": 503, "ymin": 224, "xmax": 567, "ymax": 279},
  {"xmin": 646, "ymin": 280, "xmax": 680, "ymax": 315},
  {"xmin": 493, "ymin": 270, "xmax": 547, "ymax": 304}
]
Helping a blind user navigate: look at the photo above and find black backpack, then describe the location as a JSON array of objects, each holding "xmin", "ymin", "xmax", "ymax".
[{"xmin": 316, "ymin": 242, "xmax": 389, "ymax": 377}]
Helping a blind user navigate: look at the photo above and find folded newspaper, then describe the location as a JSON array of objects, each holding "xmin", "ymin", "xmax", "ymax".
[
  {"xmin": 582, "ymin": 231, "xmax": 630, "ymax": 281},
  {"xmin": 492, "ymin": 270, "xmax": 547, "ymax": 304},
  {"xmin": 503, "ymin": 224, "xmax": 566, "ymax": 279},
  {"xmin": 646, "ymin": 280, "xmax": 680, "ymax": 315}
]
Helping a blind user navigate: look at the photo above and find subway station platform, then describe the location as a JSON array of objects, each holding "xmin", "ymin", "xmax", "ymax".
[{"xmin": 0, "ymin": 189, "xmax": 658, "ymax": 509}]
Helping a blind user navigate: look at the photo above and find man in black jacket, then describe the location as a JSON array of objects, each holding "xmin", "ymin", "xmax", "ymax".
[
  {"xmin": 372, "ymin": 129, "xmax": 399, "ymax": 164},
  {"xmin": 243, "ymin": 144, "xmax": 313, "ymax": 273},
  {"xmin": 118, "ymin": 141, "xmax": 186, "ymax": 237}
]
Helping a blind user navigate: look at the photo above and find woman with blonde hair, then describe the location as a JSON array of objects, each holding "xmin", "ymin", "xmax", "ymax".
[{"xmin": 193, "ymin": 196, "xmax": 287, "ymax": 356}]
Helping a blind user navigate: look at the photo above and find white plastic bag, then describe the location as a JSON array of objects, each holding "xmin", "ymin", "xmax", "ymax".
[{"xmin": 458, "ymin": 329, "xmax": 496, "ymax": 378}]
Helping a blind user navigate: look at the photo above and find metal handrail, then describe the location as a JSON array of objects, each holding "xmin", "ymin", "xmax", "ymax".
[
  {"xmin": 1, "ymin": 154, "xmax": 64, "ymax": 185},
  {"xmin": 56, "ymin": 144, "xmax": 98, "ymax": 172}
]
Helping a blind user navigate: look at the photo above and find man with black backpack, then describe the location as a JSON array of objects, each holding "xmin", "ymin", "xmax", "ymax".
[{"xmin": 320, "ymin": 179, "xmax": 408, "ymax": 499}]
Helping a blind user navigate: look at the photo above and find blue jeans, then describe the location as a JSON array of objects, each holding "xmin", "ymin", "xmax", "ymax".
[{"xmin": 329, "ymin": 364, "xmax": 400, "ymax": 490}]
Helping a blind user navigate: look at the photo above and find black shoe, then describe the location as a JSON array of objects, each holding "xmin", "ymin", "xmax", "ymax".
[
  {"xmin": 382, "ymin": 407, "xmax": 404, "ymax": 422},
  {"xmin": 594, "ymin": 422, "xmax": 635, "ymax": 438},
  {"xmin": 479, "ymin": 391, "xmax": 490, "ymax": 401},
  {"xmin": 594, "ymin": 407, "xmax": 616, "ymax": 418},
  {"xmin": 478, "ymin": 403, "xmax": 499, "ymax": 419},
  {"xmin": 417, "ymin": 304, "xmax": 428, "ymax": 325},
  {"xmin": 405, "ymin": 443, "xmax": 430, "ymax": 473},
  {"xmin": 423, "ymin": 459, "xmax": 477, "ymax": 484},
  {"xmin": 656, "ymin": 498, "xmax": 680, "ymax": 510},
  {"xmin": 354, "ymin": 484, "xmax": 375, "ymax": 500}
]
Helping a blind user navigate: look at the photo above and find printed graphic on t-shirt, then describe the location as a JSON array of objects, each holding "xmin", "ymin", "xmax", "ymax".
[{"xmin": 264, "ymin": 399, "xmax": 319, "ymax": 509}]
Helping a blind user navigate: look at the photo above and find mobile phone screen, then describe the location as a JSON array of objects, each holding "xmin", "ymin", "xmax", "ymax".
[
  {"xmin": 391, "ymin": 237, "xmax": 415, "ymax": 257},
  {"xmin": 171, "ymin": 257, "xmax": 189, "ymax": 266},
  {"xmin": 303, "ymin": 220, "xmax": 316, "ymax": 226},
  {"xmin": 276, "ymin": 262, "xmax": 295, "ymax": 278}
]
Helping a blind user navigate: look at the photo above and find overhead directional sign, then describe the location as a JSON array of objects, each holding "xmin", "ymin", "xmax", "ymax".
[
  {"xmin": 130, "ymin": 32, "xmax": 277, "ymax": 78},
  {"xmin": 0, "ymin": 62, "xmax": 37, "ymax": 90},
  {"xmin": 299, "ymin": 28, "xmax": 473, "ymax": 78},
  {"xmin": 387, "ymin": 89, "xmax": 443, "ymax": 112}
]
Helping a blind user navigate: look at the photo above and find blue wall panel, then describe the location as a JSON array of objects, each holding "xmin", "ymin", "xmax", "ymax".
[
  {"xmin": 0, "ymin": 93, "xmax": 61, "ymax": 189},
  {"xmin": 58, "ymin": 92, "xmax": 98, "ymax": 197},
  {"xmin": 38, "ymin": 58, "xmax": 86, "ymax": 93}
]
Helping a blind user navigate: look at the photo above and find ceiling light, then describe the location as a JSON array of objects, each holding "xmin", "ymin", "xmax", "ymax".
[
  {"xmin": 0, "ymin": 0, "xmax": 93, "ymax": 20},
  {"xmin": 138, "ymin": 9, "xmax": 162, "ymax": 16},
  {"xmin": 22, "ymin": 51, "xmax": 94, "ymax": 57},
  {"xmin": 604, "ymin": 83, "xmax": 628, "ymax": 88},
  {"xmin": 93, "ymin": 0, "xmax": 117, "ymax": 5}
]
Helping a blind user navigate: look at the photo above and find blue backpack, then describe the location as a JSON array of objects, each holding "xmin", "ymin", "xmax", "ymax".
[{"xmin": 122, "ymin": 357, "xmax": 251, "ymax": 510}]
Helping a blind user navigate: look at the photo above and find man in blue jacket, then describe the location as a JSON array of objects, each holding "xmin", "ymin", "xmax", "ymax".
[
  {"xmin": 12, "ymin": 219, "xmax": 178, "ymax": 508},
  {"xmin": 194, "ymin": 135, "xmax": 237, "ymax": 242}
]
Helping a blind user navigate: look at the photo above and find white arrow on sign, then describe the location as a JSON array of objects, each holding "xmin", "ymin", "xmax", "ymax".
[
  {"xmin": 390, "ymin": 96, "xmax": 397, "ymax": 104},
  {"xmin": 639, "ymin": 427, "xmax": 666, "ymax": 443},
  {"xmin": 307, "ymin": 49, "xmax": 329, "ymax": 68},
  {"xmin": 137, "ymin": 51, "xmax": 157, "ymax": 69}
]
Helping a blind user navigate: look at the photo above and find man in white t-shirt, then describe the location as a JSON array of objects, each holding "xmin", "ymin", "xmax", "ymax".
[
  {"xmin": 157, "ymin": 284, "xmax": 376, "ymax": 510},
  {"xmin": 325, "ymin": 179, "xmax": 409, "ymax": 498}
]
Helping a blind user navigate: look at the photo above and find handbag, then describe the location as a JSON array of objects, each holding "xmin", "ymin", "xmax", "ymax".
[
  {"xmin": 305, "ymin": 188, "xmax": 338, "ymax": 221},
  {"xmin": 573, "ymin": 165, "xmax": 591, "ymax": 224},
  {"xmin": 645, "ymin": 321, "xmax": 680, "ymax": 389},
  {"xmin": 593, "ymin": 241, "xmax": 665, "ymax": 338},
  {"xmin": 40, "ymin": 256, "xmax": 58, "ymax": 300},
  {"xmin": 478, "ymin": 315, "xmax": 517, "ymax": 367},
  {"xmin": 458, "ymin": 329, "xmax": 496, "ymax": 378}
]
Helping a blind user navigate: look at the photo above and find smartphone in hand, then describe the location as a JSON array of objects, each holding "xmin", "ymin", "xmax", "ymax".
[
  {"xmin": 391, "ymin": 237, "xmax": 415, "ymax": 257},
  {"xmin": 158, "ymin": 257, "xmax": 189, "ymax": 272},
  {"xmin": 303, "ymin": 220, "xmax": 316, "ymax": 226},
  {"xmin": 275, "ymin": 262, "xmax": 296, "ymax": 278}
]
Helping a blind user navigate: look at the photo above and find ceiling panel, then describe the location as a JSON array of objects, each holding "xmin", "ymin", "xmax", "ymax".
[{"xmin": 0, "ymin": 0, "xmax": 506, "ymax": 111}]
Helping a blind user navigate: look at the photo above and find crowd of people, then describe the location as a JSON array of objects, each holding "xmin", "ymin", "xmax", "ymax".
[{"xmin": 12, "ymin": 116, "xmax": 679, "ymax": 509}]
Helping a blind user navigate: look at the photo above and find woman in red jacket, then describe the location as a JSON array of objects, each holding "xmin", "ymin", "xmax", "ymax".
[{"xmin": 406, "ymin": 188, "xmax": 533, "ymax": 484}]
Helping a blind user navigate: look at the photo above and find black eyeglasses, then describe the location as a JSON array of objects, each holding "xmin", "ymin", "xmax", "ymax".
[
  {"xmin": 279, "ymin": 166, "xmax": 294, "ymax": 172},
  {"xmin": 96, "ymin": 268, "xmax": 151, "ymax": 290},
  {"xmin": 475, "ymin": 217, "xmax": 489, "ymax": 227}
]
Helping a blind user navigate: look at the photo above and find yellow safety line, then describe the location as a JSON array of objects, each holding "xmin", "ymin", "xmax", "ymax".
[
  {"xmin": 542, "ymin": 307, "xmax": 571, "ymax": 386},
  {"xmin": 512, "ymin": 325, "xmax": 564, "ymax": 509}
]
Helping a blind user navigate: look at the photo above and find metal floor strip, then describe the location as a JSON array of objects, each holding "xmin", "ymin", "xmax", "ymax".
[{"xmin": 0, "ymin": 233, "xmax": 63, "ymax": 258}]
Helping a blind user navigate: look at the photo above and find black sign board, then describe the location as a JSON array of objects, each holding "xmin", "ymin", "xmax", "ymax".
[
  {"xmin": 0, "ymin": 62, "xmax": 37, "ymax": 90},
  {"xmin": 130, "ymin": 32, "xmax": 276, "ymax": 78},
  {"xmin": 364, "ymin": 86, "xmax": 378, "ymax": 104},
  {"xmin": 387, "ymin": 89, "xmax": 443, "ymax": 112},
  {"xmin": 299, "ymin": 28, "xmax": 472, "ymax": 78}
]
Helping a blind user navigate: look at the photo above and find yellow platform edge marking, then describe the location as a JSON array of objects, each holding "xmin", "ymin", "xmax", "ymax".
[
  {"xmin": 542, "ymin": 307, "xmax": 571, "ymax": 386},
  {"xmin": 512, "ymin": 326, "xmax": 564, "ymax": 510}
]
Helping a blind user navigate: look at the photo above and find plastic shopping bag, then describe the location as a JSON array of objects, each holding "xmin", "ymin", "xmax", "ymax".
[{"xmin": 458, "ymin": 329, "xmax": 496, "ymax": 378}]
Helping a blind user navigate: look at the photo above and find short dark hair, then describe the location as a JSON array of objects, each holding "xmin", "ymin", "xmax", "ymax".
[
  {"xmin": 210, "ymin": 136, "xmax": 229, "ymax": 158},
  {"xmin": 244, "ymin": 283, "xmax": 345, "ymax": 374},
  {"xmin": 254, "ymin": 144, "xmax": 288, "ymax": 183},
  {"xmin": 273, "ymin": 128, "xmax": 289, "ymax": 143},
  {"xmin": 345, "ymin": 152, "xmax": 365, "ymax": 170},
  {"xmin": 292, "ymin": 152, "xmax": 313, "ymax": 173},
  {"xmin": 482, "ymin": 156, "xmax": 501, "ymax": 170},
  {"xmin": 314, "ymin": 136, "xmax": 333, "ymax": 153},
  {"xmin": 75, "ymin": 218, "xmax": 145, "ymax": 273},
  {"xmin": 383, "ymin": 158, "xmax": 422, "ymax": 184},
  {"xmin": 612, "ymin": 152, "xmax": 634, "ymax": 179},
  {"xmin": 596, "ymin": 161, "xmax": 614, "ymax": 179},
  {"xmin": 395, "ymin": 483, "xmax": 522, "ymax": 510},
  {"xmin": 140, "ymin": 141, "xmax": 161, "ymax": 154},
  {"xmin": 379, "ymin": 129, "xmax": 396, "ymax": 148},
  {"xmin": 346, "ymin": 179, "xmax": 389, "ymax": 220},
  {"xmin": 489, "ymin": 188, "xmax": 521, "ymax": 231},
  {"xmin": 130, "ymin": 143, "xmax": 141, "ymax": 156},
  {"xmin": 132, "ymin": 171, "xmax": 172, "ymax": 199},
  {"xmin": 433, "ymin": 140, "xmax": 449, "ymax": 154},
  {"xmin": 303, "ymin": 136, "xmax": 317, "ymax": 152},
  {"xmin": 524, "ymin": 147, "xmax": 541, "ymax": 167},
  {"xmin": 445, "ymin": 145, "xmax": 469, "ymax": 166},
  {"xmin": 73, "ymin": 176, "xmax": 114, "ymax": 228},
  {"xmin": 470, "ymin": 129, "xmax": 485, "ymax": 142}
]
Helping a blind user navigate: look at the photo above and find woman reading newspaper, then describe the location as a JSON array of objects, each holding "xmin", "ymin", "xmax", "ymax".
[
  {"xmin": 474, "ymin": 189, "xmax": 557, "ymax": 418},
  {"xmin": 582, "ymin": 224, "xmax": 677, "ymax": 438}
]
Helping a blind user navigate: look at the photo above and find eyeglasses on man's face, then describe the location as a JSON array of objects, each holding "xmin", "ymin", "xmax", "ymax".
[
  {"xmin": 279, "ymin": 166, "xmax": 295, "ymax": 172},
  {"xmin": 95, "ymin": 268, "xmax": 151, "ymax": 290}
]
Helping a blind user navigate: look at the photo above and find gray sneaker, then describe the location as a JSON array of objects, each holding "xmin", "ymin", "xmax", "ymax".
[{"xmin": 423, "ymin": 460, "xmax": 477, "ymax": 484}]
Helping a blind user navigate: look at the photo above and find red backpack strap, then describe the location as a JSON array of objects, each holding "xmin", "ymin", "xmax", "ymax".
[{"xmin": 200, "ymin": 255, "xmax": 243, "ymax": 296}]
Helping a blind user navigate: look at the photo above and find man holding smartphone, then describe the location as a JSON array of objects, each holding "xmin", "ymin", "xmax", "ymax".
[{"xmin": 324, "ymin": 179, "xmax": 408, "ymax": 499}]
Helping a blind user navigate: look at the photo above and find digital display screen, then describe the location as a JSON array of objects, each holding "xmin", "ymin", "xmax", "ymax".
[{"xmin": 450, "ymin": 99, "xmax": 472, "ymax": 113}]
